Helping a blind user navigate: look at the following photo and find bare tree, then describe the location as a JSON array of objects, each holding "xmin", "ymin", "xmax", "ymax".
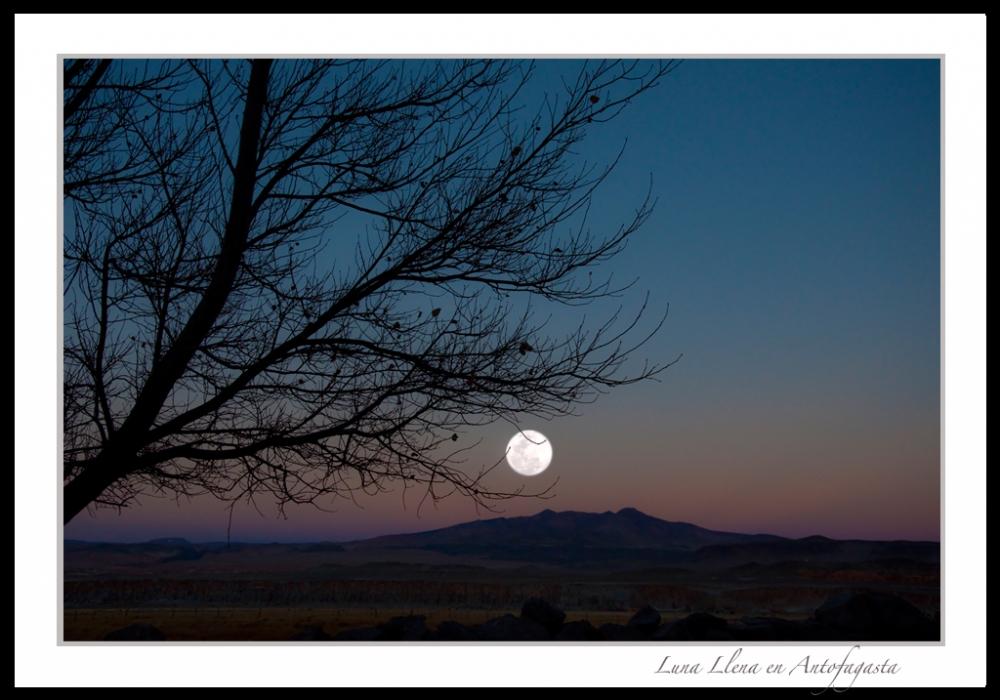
[{"xmin": 63, "ymin": 58, "xmax": 682, "ymax": 525}]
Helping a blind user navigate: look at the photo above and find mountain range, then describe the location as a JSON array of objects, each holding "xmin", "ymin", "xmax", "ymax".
[
  {"xmin": 67, "ymin": 507, "xmax": 938, "ymax": 571},
  {"xmin": 340, "ymin": 507, "xmax": 785, "ymax": 565},
  {"xmin": 339, "ymin": 508, "xmax": 938, "ymax": 567}
]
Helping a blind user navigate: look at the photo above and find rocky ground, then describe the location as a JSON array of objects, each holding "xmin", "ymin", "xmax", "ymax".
[{"xmin": 97, "ymin": 592, "xmax": 939, "ymax": 642}]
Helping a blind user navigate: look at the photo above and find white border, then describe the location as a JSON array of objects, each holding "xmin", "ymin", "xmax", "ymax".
[{"xmin": 16, "ymin": 14, "xmax": 985, "ymax": 687}]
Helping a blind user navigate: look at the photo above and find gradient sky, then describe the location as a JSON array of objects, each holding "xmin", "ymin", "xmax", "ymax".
[{"xmin": 63, "ymin": 58, "xmax": 941, "ymax": 544}]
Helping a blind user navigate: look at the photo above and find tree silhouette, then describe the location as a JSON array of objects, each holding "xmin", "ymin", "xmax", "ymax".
[{"xmin": 63, "ymin": 58, "xmax": 681, "ymax": 525}]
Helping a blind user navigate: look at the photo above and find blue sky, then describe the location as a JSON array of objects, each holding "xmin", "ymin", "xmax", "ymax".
[{"xmin": 63, "ymin": 58, "xmax": 942, "ymax": 543}]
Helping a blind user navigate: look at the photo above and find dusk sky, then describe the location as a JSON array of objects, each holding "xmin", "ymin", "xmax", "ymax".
[{"xmin": 63, "ymin": 58, "xmax": 941, "ymax": 545}]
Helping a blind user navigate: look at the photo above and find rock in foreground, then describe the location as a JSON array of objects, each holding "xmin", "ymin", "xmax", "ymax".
[
  {"xmin": 103, "ymin": 623, "xmax": 166, "ymax": 641},
  {"xmin": 815, "ymin": 592, "xmax": 938, "ymax": 640},
  {"xmin": 281, "ymin": 593, "xmax": 938, "ymax": 642}
]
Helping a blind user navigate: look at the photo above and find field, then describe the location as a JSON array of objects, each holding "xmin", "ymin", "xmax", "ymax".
[
  {"xmin": 64, "ymin": 606, "xmax": 653, "ymax": 642},
  {"xmin": 62, "ymin": 512, "xmax": 939, "ymax": 642}
]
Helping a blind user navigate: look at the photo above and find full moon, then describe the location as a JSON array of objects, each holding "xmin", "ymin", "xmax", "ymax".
[{"xmin": 506, "ymin": 430, "xmax": 553, "ymax": 476}]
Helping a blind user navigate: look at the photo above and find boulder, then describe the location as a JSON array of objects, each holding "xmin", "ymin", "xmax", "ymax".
[
  {"xmin": 815, "ymin": 592, "xmax": 937, "ymax": 641},
  {"xmin": 289, "ymin": 625, "xmax": 331, "ymax": 641},
  {"xmin": 865, "ymin": 593, "xmax": 938, "ymax": 641},
  {"xmin": 815, "ymin": 592, "xmax": 874, "ymax": 636},
  {"xmin": 379, "ymin": 615, "xmax": 429, "ymax": 641},
  {"xmin": 626, "ymin": 605, "xmax": 662, "ymax": 635},
  {"xmin": 650, "ymin": 620, "xmax": 693, "ymax": 641},
  {"xmin": 332, "ymin": 626, "xmax": 383, "ymax": 641},
  {"xmin": 520, "ymin": 598, "xmax": 566, "ymax": 636},
  {"xmin": 474, "ymin": 613, "xmax": 550, "ymax": 641},
  {"xmin": 700, "ymin": 627, "xmax": 737, "ymax": 641},
  {"xmin": 792, "ymin": 618, "xmax": 847, "ymax": 642},
  {"xmin": 599, "ymin": 623, "xmax": 646, "ymax": 641},
  {"xmin": 728, "ymin": 616, "xmax": 846, "ymax": 642},
  {"xmin": 554, "ymin": 620, "xmax": 603, "ymax": 641},
  {"xmin": 436, "ymin": 620, "xmax": 481, "ymax": 641},
  {"xmin": 732, "ymin": 616, "xmax": 794, "ymax": 641},
  {"xmin": 103, "ymin": 623, "xmax": 166, "ymax": 641},
  {"xmin": 651, "ymin": 613, "xmax": 729, "ymax": 641}
]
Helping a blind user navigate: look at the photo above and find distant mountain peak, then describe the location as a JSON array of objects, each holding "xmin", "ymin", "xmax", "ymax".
[
  {"xmin": 147, "ymin": 537, "xmax": 190, "ymax": 544},
  {"xmin": 349, "ymin": 507, "xmax": 787, "ymax": 557}
]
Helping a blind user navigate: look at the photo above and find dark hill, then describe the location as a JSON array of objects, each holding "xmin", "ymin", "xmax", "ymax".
[
  {"xmin": 346, "ymin": 508, "xmax": 787, "ymax": 564},
  {"xmin": 686, "ymin": 536, "xmax": 940, "ymax": 569}
]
